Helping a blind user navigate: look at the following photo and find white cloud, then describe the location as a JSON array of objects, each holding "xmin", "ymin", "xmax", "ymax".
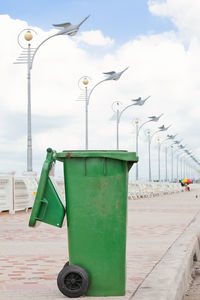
[
  {"xmin": 148, "ymin": 0, "xmax": 200, "ymax": 42},
  {"xmin": 76, "ymin": 30, "xmax": 114, "ymax": 46},
  {"xmin": 0, "ymin": 7, "xmax": 200, "ymax": 180}
]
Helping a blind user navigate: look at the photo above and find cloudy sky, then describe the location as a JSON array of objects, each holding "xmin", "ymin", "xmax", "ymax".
[{"xmin": 0, "ymin": 0, "xmax": 200, "ymax": 180}]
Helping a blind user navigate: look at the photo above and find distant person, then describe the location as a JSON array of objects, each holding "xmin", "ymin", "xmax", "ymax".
[{"xmin": 184, "ymin": 183, "xmax": 190, "ymax": 192}]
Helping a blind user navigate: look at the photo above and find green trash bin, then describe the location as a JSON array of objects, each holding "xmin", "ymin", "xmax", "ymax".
[{"xmin": 29, "ymin": 148, "xmax": 138, "ymax": 298}]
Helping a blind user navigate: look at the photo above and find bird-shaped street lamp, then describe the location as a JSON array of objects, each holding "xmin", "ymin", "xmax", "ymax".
[
  {"xmin": 14, "ymin": 16, "xmax": 89, "ymax": 172},
  {"xmin": 103, "ymin": 67, "xmax": 129, "ymax": 81},
  {"xmin": 31, "ymin": 15, "xmax": 89, "ymax": 69},
  {"xmin": 79, "ymin": 67, "xmax": 128, "ymax": 150},
  {"xmin": 132, "ymin": 96, "xmax": 151, "ymax": 106},
  {"xmin": 87, "ymin": 67, "xmax": 129, "ymax": 105},
  {"xmin": 53, "ymin": 15, "xmax": 90, "ymax": 36},
  {"xmin": 173, "ymin": 140, "xmax": 183, "ymax": 145},
  {"xmin": 158, "ymin": 124, "xmax": 171, "ymax": 131},
  {"xmin": 179, "ymin": 144, "xmax": 185, "ymax": 150},
  {"xmin": 111, "ymin": 96, "xmax": 151, "ymax": 150},
  {"xmin": 167, "ymin": 134, "xmax": 177, "ymax": 140},
  {"xmin": 148, "ymin": 113, "xmax": 163, "ymax": 122}
]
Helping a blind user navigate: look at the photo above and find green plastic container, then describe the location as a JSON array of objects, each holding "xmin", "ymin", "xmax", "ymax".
[{"xmin": 29, "ymin": 148, "xmax": 138, "ymax": 297}]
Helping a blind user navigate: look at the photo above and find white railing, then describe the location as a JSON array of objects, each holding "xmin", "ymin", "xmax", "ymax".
[
  {"xmin": 13, "ymin": 174, "xmax": 38, "ymax": 213},
  {"xmin": 0, "ymin": 171, "xmax": 188, "ymax": 213},
  {"xmin": 0, "ymin": 172, "xmax": 15, "ymax": 213},
  {"xmin": 128, "ymin": 182, "xmax": 184, "ymax": 200},
  {"xmin": 0, "ymin": 172, "xmax": 66, "ymax": 214},
  {"xmin": 0, "ymin": 172, "xmax": 38, "ymax": 214}
]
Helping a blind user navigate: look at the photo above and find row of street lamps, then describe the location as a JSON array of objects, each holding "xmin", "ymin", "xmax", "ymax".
[
  {"xmin": 148, "ymin": 133, "xmax": 198, "ymax": 182},
  {"xmin": 14, "ymin": 17, "xmax": 200, "ymax": 180},
  {"xmin": 79, "ymin": 75, "xmax": 198, "ymax": 182}
]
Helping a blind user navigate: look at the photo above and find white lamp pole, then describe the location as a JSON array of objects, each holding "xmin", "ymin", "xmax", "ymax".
[
  {"xmin": 113, "ymin": 96, "xmax": 151, "ymax": 150},
  {"xmin": 147, "ymin": 130, "xmax": 151, "ymax": 181},
  {"xmin": 15, "ymin": 16, "xmax": 89, "ymax": 171},
  {"xmin": 165, "ymin": 146, "xmax": 168, "ymax": 181},
  {"xmin": 147, "ymin": 125, "xmax": 170, "ymax": 182},
  {"xmin": 135, "ymin": 113, "xmax": 163, "ymax": 180},
  {"xmin": 157, "ymin": 138, "xmax": 161, "ymax": 181},
  {"xmin": 14, "ymin": 29, "xmax": 35, "ymax": 172},
  {"xmin": 82, "ymin": 67, "xmax": 128, "ymax": 150},
  {"xmin": 171, "ymin": 145, "xmax": 174, "ymax": 182}
]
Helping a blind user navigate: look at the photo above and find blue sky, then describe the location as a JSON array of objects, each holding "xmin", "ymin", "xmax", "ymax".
[{"xmin": 1, "ymin": 0, "xmax": 175, "ymax": 44}]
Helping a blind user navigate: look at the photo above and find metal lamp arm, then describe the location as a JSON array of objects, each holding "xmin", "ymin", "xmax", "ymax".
[
  {"xmin": 138, "ymin": 120, "xmax": 151, "ymax": 135},
  {"xmin": 118, "ymin": 103, "xmax": 136, "ymax": 123},
  {"xmin": 30, "ymin": 33, "xmax": 58, "ymax": 69},
  {"xmin": 87, "ymin": 79, "xmax": 106, "ymax": 105}
]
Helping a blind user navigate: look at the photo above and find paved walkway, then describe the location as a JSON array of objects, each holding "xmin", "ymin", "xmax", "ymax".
[{"xmin": 0, "ymin": 185, "xmax": 200, "ymax": 299}]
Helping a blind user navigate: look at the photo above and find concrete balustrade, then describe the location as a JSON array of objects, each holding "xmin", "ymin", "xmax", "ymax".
[
  {"xmin": 0, "ymin": 172, "xmax": 15, "ymax": 213},
  {"xmin": 0, "ymin": 172, "xmax": 38, "ymax": 214},
  {"xmin": 0, "ymin": 173, "xmax": 66, "ymax": 214},
  {"xmin": 128, "ymin": 182, "xmax": 184, "ymax": 200}
]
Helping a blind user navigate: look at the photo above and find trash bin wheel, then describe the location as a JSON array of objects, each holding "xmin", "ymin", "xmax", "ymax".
[
  {"xmin": 57, "ymin": 264, "xmax": 90, "ymax": 298},
  {"xmin": 63, "ymin": 261, "xmax": 69, "ymax": 269}
]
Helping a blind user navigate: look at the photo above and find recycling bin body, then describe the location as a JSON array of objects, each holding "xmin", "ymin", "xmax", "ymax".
[{"xmin": 29, "ymin": 150, "xmax": 138, "ymax": 297}]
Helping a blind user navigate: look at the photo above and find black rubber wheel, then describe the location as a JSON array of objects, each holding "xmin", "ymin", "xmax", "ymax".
[{"xmin": 57, "ymin": 264, "xmax": 90, "ymax": 298}]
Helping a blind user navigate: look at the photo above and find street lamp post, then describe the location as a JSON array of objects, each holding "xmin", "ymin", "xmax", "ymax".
[
  {"xmin": 111, "ymin": 101, "xmax": 122, "ymax": 150},
  {"xmin": 175, "ymin": 148, "xmax": 184, "ymax": 181},
  {"xmin": 147, "ymin": 130, "xmax": 151, "ymax": 181},
  {"xmin": 171, "ymin": 148, "xmax": 180, "ymax": 181},
  {"xmin": 135, "ymin": 113, "xmax": 163, "ymax": 180},
  {"xmin": 78, "ymin": 76, "xmax": 91, "ymax": 150},
  {"xmin": 159, "ymin": 134, "xmax": 176, "ymax": 182},
  {"xmin": 180, "ymin": 155, "xmax": 183, "ymax": 178},
  {"xmin": 157, "ymin": 138, "xmax": 161, "ymax": 181},
  {"xmin": 27, "ymin": 34, "xmax": 32, "ymax": 172},
  {"xmin": 80, "ymin": 67, "xmax": 128, "ymax": 150},
  {"xmin": 177, "ymin": 145, "xmax": 184, "ymax": 179},
  {"xmin": 184, "ymin": 156, "xmax": 186, "ymax": 178},
  {"xmin": 112, "ymin": 96, "xmax": 151, "ymax": 150},
  {"xmin": 180, "ymin": 153, "xmax": 187, "ymax": 178},
  {"xmin": 171, "ymin": 140, "xmax": 182, "ymax": 181},
  {"xmin": 15, "ymin": 16, "xmax": 89, "ymax": 171},
  {"xmin": 184, "ymin": 149, "xmax": 192, "ymax": 178},
  {"xmin": 176, "ymin": 152, "xmax": 179, "ymax": 180},
  {"xmin": 147, "ymin": 125, "xmax": 170, "ymax": 182},
  {"xmin": 171, "ymin": 145, "xmax": 174, "ymax": 182},
  {"xmin": 165, "ymin": 146, "xmax": 168, "ymax": 181},
  {"xmin": 14, "ymin": 29, "xmax": 36, "ymax": 172},
  {"xmin": 135, "ymin": 120, "xmax": 139, "ymax": 178}
]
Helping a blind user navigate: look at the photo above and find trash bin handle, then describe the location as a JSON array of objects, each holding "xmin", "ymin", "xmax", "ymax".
[{"xmin": 38, "ymin": 199, "xmax": 48, "ymax": 221}]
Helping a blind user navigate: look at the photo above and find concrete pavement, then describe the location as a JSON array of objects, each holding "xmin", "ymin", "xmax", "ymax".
[{"xmin": 0, "ymin": 184, "xmax": 200, "ymax": 299}]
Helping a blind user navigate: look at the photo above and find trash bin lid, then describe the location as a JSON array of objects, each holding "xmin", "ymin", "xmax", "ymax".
[{"xmin": 56, "ymin": 150, "xmax": 138, "ymax": 162}]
